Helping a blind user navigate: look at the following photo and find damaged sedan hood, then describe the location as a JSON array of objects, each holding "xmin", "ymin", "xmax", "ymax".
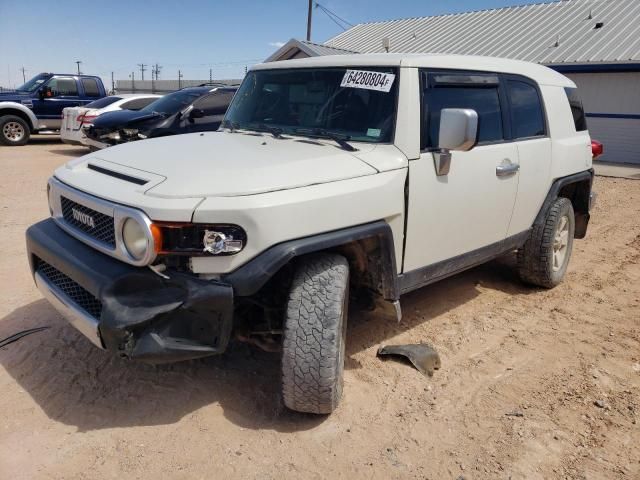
[{"xmin": 86, "ymin": 130, "xmax": 380, "ymax": 198}]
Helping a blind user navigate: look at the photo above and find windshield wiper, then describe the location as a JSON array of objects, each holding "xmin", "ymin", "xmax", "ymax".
[
  {"xmin": 249, "ymin": 123, "xmax": 283, "ymax": 139},
  {"xmin": 292, "ymin": 128, "xmax": 357, "ymax": 152}
]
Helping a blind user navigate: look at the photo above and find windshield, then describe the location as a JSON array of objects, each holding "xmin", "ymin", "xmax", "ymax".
[
  {"xmin": 224, "ymin": 67, "xmax": 398, "ymax": 143},
  {"xmin": 16, "ymin": 73, "xmax": 50, "ymax": 92},
  {"xmin": 141, "ymin": 89, "xmax": 205, "ymax": 115}
]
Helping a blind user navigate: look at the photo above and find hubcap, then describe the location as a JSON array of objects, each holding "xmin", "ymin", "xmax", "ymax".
[
  {"xmin": 3, "ymin": 121, "xmax": 25, "ymax": 142},
  {"xmin": 552, "ymin": 215, "xmax": 570, "ymax": 271}
]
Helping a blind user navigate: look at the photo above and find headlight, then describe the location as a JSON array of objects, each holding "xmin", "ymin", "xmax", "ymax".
[
  {"xmin": 122, "ymin": 217, "xmax": 148, "ymax": 260},
  {"xmin": 203, "ymin": 230, "xmax": 243, "ymax": 254}
]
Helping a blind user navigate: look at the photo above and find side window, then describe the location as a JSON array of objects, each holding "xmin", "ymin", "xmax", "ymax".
[
  {"xmin": 192, "ymin": 91, "xmax": 235, "ymax": 116},
  {"xmin": 47, "ymin": 78, "xmax": 78, "ymax": 96},
  {"xmin": 120, "ymin": 98, "xmax": 158, "ymax": 111},
  {"xmin": 564, "ymin": 87, "xmax": 588, "ymax": 131},
  {"xmin": 507, "ymin": 80, "xmax": 546, "ymax": 138},
  {"xmin": 81, "ymin": 78, "xmax": 101, "ymax": 97},
  {"xmin": 422, "ymin": 82, "xmax": 503, "ymax": 149}
]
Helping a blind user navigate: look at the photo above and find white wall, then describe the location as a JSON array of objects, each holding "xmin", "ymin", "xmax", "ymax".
[{"xmin": 566, "ymin": 72, "xmax": 640, "ymax": 165}]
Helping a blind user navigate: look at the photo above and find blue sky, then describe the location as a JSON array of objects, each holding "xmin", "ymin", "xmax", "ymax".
[{"xmin": 0, "ymin": 0, "xmax": 553, "ymax": 88}]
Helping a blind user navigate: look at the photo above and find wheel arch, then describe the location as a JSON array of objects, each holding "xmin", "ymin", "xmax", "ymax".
[
  {"xmin": 223, "ymin": 221, "xmax": 400, "ymax": 301},
  {"xmin": 0, "ymin": 102, "xmax": 38, "ymax": 131},
  {"xmin": 535, "ymin": 169, "xmax": 594, "ymax": 239}
]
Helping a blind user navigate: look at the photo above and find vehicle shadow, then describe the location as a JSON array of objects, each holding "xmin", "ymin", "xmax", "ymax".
[
  {"xmin": 48, "ymin": 148, "xmax": 88, "ymax": 158},
  {"xmin": 0, "ymin": 299, "xmax": 321, "ymax": 433},
  {"xmin": 0, "ymin": 255, "xmax": 533, "ymax": 432},
  {"xmin": 345, "ymin": 254, "xmax": 536, "ymax": 364}
]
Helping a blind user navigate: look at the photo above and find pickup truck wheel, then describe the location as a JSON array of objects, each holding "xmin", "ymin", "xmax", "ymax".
[
  {"xmin": 281, "ymin": 253, "xmax": 349, "ymax": 414},
  {"xmin": 518, "ymin": 197, "xmax": 575, "ymax": 288},
  {"xmin": 0, "ymin": 115, "xmax": 30, "ymax": 146}
]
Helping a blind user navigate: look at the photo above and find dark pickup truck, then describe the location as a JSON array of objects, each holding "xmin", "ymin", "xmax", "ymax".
[{"xmin": 0, "ymin": 73, "xmax": 107, "ymax": 146}]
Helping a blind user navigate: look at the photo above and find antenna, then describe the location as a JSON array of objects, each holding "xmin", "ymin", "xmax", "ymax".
[{"xmin": 75, "ymin": 60, "xmax": 82, "ymax": 75}]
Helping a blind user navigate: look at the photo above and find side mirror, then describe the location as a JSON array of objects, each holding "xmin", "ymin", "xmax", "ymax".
[
  {"xmin": 433, "ymin": 108, "xmax": 478, "ymax": 176},
  {"xmin": 39, "ymin": 87, "xmax": 53, "ymax": 100},
  {"xmin": 189, "ymin": 108, "xmax": 205, "ymax": 120}
]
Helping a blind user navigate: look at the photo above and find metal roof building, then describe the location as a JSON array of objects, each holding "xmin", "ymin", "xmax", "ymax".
[{"xmin": 267, "ymin": 0, "xmax": 640, "ymax": 164}]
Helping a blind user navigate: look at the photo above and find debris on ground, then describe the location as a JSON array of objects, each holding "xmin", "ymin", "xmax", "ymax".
[{"xmin": 377, "ymin": 343, "xmax": 441, "ymax": 376}]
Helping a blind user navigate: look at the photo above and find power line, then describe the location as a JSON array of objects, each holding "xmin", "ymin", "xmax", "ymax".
[{"xmin": 315, "ymin": 2, "xmax": 353, "ymax": 31}]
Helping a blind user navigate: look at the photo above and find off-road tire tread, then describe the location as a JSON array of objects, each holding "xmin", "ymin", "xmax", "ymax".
[
  {"xmin": 518, "ymin": 197, "xmax": 574, "ymax": 288},
  {"xmin": 281, "ymin": 253, "xmax": 349, "ymax": 414}
]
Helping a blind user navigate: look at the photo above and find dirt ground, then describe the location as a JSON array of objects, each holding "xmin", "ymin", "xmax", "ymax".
[{"xmin": 0, "ymin": 137, "xmax": 638, "ymax": 480}]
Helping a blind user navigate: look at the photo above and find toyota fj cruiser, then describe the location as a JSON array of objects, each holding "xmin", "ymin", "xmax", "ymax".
[{"xmin": 26, "ymin": 54, "xmax": 596, "ymax": 414}]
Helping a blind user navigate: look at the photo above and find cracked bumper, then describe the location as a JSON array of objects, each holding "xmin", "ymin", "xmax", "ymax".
[{"xmin": 26, "ymin": 219, "xmax": 234, "ymax": 363}]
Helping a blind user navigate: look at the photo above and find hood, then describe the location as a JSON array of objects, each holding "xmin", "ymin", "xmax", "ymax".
[
  {"xmin": 91, "ymin": 109, "xmax": 163, "ymax": 129},
  {"xmin": 87, "ymin": 130, "xmax": 381, "ymax": 198},
  {"xmin": 0, "ymin": 91, "xmax": 31, "ymax": 102}
]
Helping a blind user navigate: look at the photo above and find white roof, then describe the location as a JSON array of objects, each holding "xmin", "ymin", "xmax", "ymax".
[
  {"xmin": 252, "ymin": 53, "xmax": 574, "ymax": 86},
  {"xmin": 324, "ymin": 0, "xmax": 640, "ymax": 65}
]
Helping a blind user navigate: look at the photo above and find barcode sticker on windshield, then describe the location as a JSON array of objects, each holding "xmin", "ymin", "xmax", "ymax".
[{"xmin": 340, "ymin": 70, "xmax": 396, "ymax": 92}]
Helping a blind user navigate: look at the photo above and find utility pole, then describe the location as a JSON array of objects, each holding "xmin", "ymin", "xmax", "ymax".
[
  {"xmin": 129, "ymin": 71, "xmax": 135, "ymax": 92},
  {"xmin": 244, "ymin": 65, "xmax": 248, "ymax": 76},
  {"xmin": 138, "ymin": 63, "xmax": 146, "ymax": 81},
  {"xmin": 111, "ymin": 71, "xmax": 115, "ymax": 93},
  {"xmin": 75, "ymin": 60, "xmax": 82, "ymax": 75},
  {"xmin": 306, "ymin": 0, "xmax": 313, "ymax": 41},
  {"xmin": 209, "ymin": 68, "xmax": 213, "ymax": 83},
  {"xmin": 20, "ymin": 67, "xmax": 26, "ymax": 83},
  {"xmin": 178, "ymin": 69, "xmax": 183, "ymax": 89},
  {"xmin": 154, "ymin": 63, "xmax": 161, "ymax": 80}
]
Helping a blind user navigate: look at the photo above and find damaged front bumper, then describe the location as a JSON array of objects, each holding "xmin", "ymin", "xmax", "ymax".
[{"xmin": 26, "ymin": 219, "xmax": 234, "ymax": 363}]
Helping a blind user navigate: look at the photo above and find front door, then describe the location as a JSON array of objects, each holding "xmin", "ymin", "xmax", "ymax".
[
  {"xmin": 403, "ymin": 70, "xmax": 520, "ymax": 275},
  {"xmin": 32, "ymin": 77, "xmax": 83, "ymax": 128}
]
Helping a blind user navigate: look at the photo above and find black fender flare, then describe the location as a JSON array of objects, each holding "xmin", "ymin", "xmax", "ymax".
[
  {"xmin": 534, "ymin": 169, "xmax": 594, "ymax": 238},
  {"xmin": 223, "ymin": 221, "xmax": 400, "ymax": 300}
]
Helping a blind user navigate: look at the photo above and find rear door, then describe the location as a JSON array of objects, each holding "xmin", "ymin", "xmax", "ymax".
[
  {"xmin": 403, "ymin": 70, "xmax": 520, "ymax": 274},
  {"xmin": 503, "ymin": 76, "xmax": 552, "ymax": 236}
]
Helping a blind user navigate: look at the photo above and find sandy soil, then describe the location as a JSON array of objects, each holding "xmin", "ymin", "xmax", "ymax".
[{"xmin": 0, "ymin": 138, "xmax": 638, "ymax": 480}]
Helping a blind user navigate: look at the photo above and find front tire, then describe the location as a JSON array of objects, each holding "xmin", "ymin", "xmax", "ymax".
[
  {"xmin": 281, "ymin": 253, "xmax": 349, "ymax": 414},
  {"xmin": 0, "ymin": 115, "xmax": 30, "ymax": 146},
  {"xmin": 518, "ymin": 197, "xmax": 575, "ymax": 288}
]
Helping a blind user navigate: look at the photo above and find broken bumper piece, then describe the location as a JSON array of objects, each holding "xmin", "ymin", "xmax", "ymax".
[{"xmin": 26, "ymin": 219, "xmax": 234, "ymax": 364}]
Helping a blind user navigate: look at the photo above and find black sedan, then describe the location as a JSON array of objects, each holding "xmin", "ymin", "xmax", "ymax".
[{"xmin": 86, "ymin": 85, "xmax": 237, "ymax": 148}]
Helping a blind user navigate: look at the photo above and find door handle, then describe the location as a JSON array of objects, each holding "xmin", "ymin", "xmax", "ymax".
[{"xmin": 496, "ymin": 161, "xmax": 520, "ymax": 177}]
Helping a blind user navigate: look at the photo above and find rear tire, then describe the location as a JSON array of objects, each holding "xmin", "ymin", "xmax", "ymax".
[
  {"xmin": 518, "ymin": 197, "xmax": 575, "ymax": 288},
  {"xmin": 0, "ymin": 115, "xmax": 30, "ymax": 146},
  {"xmin": 281, "ymin": 253, "xmax": 349, "ymax": 414}
]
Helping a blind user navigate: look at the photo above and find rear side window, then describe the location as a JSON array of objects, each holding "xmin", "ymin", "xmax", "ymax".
[
  {"xmin": 422, "ymin": 84, "xmax": 503, "ymax": 148},
  {"xmin": 120, "ymin": 97, "xmax": 158, "ymax": 111},
  {"xmin": 81, "ymin": 78, "xmax": 101, "ymax": 97},
  {"xmin": 85, "ymin": 96, "xmax": 121, "ymax": 109},
  {"xmin": 564, "ymin": 87, "xmax": 587, "ymax": 131},
  {"xmin": 507, "ymin": 80, "xmax": 546, "ymax": 138}
]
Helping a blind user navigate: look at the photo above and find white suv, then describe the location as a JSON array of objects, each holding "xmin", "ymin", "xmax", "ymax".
[{"xmin": 26, "ymin": 54, "xmax": 595, "ymax": 414}]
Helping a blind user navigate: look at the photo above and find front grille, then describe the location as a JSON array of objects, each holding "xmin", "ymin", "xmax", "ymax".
[
  {"xmin": 37, "ymin": 258, "xmax": 103, "ymax": 319},
  {"xmin": 61, "ymin": 196, "xmax": 115, "ymax": 247}
]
